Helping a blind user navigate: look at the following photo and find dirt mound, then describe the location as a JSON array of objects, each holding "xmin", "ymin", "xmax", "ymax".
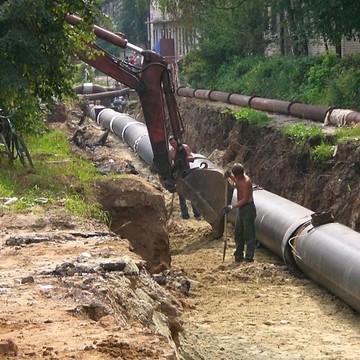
[{"xmin": 95, "ymin": 175, "xmax": 171, "ymax": 273}]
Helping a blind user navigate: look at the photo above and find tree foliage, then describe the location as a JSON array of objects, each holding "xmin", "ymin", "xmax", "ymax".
[
  {"xmin": 303, "ymin": 0, "xmax": 360, "ymax": 45},
  {"xmin": 0, "ymin": 0, "xmax": 102, "ymax": 130},
  {"xmin": 113, "ymin": 0, "xmax": 150, "ymax": 49}
]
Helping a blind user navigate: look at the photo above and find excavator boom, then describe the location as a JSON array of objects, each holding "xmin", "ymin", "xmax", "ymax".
[
  {"xmin": 66, "ymin": 14, "xmax": 184, "ymax": 192},
  {"xmin": 66, "ymin": 14, "xmax": 228, "ymax": 237}
]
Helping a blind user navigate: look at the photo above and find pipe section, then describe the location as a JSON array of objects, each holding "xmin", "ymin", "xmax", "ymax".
[
  {"xmin": 208, "ymin": 90, "xmax": 231, "ymax": 103},
  {"xmin": 288, "ymin": 103, "xmax": 332, "ymax": 123},
  {"xmin": 90, "ymin": 106, "xmax": 154, "ymax": 165},
  {"xmin": 249, "ymin": 97, "xmax": 291, "ymax": 115},
  {"xmin": 292, "ymin": 222, "xmax": 360, "ymax": 312},
  {"xmin": 78, "ymin": 88, "xmax": 130, "ymax": 101},
  {"xmin": 177, "ymin": 87, "xmax": 196, "ymax": 98},
  {"xmin": 344, "ymin": 111, "xmax": 360, "ymax": 125},
  {"xmin": 228, "ymin": 93, "xmax": 252, "ymax": 107},
  {"xmin": 75, "ymin": 83, "xmax": 108, "ymax": 95},
  {"xmin": 227, "ymin": 186, "xmax": 360, "ymax": 313},
  {"xmin": 252, "ymin": 189, "xmax": 313, "ymax": 261}
]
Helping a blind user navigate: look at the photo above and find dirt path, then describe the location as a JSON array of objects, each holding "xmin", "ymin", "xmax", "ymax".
[{"xmin": 166, "ymin": 208, "xmax": 360, "ymax": 360}]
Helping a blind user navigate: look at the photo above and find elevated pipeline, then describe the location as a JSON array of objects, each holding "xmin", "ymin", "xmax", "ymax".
[
  {"xmin": 74, "ymin": 83, "xmax": 108, "ymax": 95},
  {"xmin": 88, "ymin": 105, "xmax": 360, "ymax": 313},
  {"xmin": 78, "ymin": 88, "xmax": 130, "ymax": 102},
  {"xmin": 176, "ymin": 86, "xmax": 360, "ymax": 125}
]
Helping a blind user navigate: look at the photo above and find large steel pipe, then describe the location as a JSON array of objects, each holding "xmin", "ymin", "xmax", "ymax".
[
  {"xmin": 228, "ymin": 188, "xmax": 312, "ymax": 262},
  {"xmin": 75, "ymin": 83, "xmax": 108, "ymax": 94},
  {"xmin": 176, "ymin": 87, "xmax": 360, "ymax": 124},
  {"xmin": 250, "ymin": 97, "xmax": 291, "ymax": 115},
  {"xmin": 227, "ymin": 186, "xmax": 360, "ymax": 312},
  {"xmin": 91, "ymin": 107, "xmax": 154, "ymax": 165},
  {"xmin": 252, "ymin": 189, "xmax": 313, "ymax": 261},
  {"xmin": 228, "ymin": 93, "xmax": 252, "ymax": 107},
  {"xmin": 208, "ymin": 90, "xmax": 231, "ymax": 103},
  {"xmin": 288, "ymin": 103, "xmax": 331, "ymax": 122},
  {"xmin": 292, "ymin": 222, "xmax": 360, "ymax": 313},
  {"xmin": 78, "ymin": 88, "xmax": 130, "ymax": 101},
  {"xmin": 176, "ymin": 86, "xmax": 196, "ymax": 98},
  {"xmin": 193, "ymin": 89, "xmax": 211, "ymax": 100},
  {"xmin": 191, "ymin": 154, "xmax": 218, "ymax": 170},
  {"xmin": 345, "ymin": 111, "xmax": 360, "ymax": 125}
]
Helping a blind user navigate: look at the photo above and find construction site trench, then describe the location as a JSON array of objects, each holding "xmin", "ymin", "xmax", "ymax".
[{"xmin": 0, "ymin": 95, "xmax": 360, "ymax": 360}]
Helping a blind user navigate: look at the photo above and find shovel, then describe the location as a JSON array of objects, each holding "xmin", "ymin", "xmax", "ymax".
[{"xmin": 222, "ymin": 179, "xmax": 229, "ymax": 262}]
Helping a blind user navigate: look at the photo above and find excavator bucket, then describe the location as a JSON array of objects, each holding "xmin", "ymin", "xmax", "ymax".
[{"xmin": 176, "ymin": 167, "xmax": 234, "ymax": 238}]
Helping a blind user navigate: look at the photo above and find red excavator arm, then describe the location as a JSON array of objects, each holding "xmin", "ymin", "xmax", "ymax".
[{"xmin": 65, "ymin": 14, "xmax": 184, "ymax": 192}]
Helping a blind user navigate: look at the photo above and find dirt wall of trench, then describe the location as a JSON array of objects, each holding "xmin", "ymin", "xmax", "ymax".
[{"xmin": 177, "ymin": 97, "xmax": 360, "ymax": 232}]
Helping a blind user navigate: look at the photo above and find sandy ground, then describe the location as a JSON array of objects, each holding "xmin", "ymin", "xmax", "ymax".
[{"xmin": 165, "ymin": 198, "xmax": 360, "ymax": 360}]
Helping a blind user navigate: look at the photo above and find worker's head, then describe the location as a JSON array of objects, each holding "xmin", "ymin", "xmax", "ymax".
[
  {"xmin": 168, "ymin": 135, "xmax": 177, "ymax": 148},
  {"xmin": 232, "ymin": 163, "xmax": 245, "ymax": 177}
]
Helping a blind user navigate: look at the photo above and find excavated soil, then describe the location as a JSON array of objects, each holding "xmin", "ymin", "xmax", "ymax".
[{"xmin": 0, "ymin": 97, "xmax": 360, "ymax": 360}]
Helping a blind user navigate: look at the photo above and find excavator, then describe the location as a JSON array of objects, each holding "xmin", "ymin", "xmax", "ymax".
[{"xmin": 65, "ymin": 14, "xmax": 230, "ymax": 238}]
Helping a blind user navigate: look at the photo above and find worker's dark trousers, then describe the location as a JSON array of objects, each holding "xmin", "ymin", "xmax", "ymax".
[
  {"xmin": 234, "ymin": 202, "xmax": 257, "ymax": 261},
  {"xmin": 179, "ymin": 194, "xmax": 201, "ymax": 219}
]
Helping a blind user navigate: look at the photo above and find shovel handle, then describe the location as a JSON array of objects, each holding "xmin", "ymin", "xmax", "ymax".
[{"xmin": 222, "ymin": 179, "xmax": 229, "ymax": 262}]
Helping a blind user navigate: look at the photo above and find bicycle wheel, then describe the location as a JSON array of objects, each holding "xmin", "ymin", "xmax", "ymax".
[
  {"xmin": 13, "ymin": 134, "xmax": 34, "ymax": 168},
  {"xmin": 0, "ymin": 133, "xmax": 15, "ymax": 164}
]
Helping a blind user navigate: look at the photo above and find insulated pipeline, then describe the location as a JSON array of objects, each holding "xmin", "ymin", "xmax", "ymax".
[
  {"xmin": 78, "ymin": 88, "xmax": 130, "ymax": 101},
  {"xmin": 75, "ymin": 83, "xmax": 108, "ymax": 95},
  {"xmin": 228, "ymin": 187, "xmax": 360, "ymax": 313},
  {"xmin": 290, "ymin": 222, "xmax": 360, "ymax": 313},
  {"xmin": 90, "ymin": 106, "xmax": 153, "ymax": 165}
]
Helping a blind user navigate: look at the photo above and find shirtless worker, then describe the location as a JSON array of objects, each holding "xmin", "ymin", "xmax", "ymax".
[
  {"xmin": 168, "ymin": 135, "xmax": 201, "ymax": 220},
  {"xmin": 223, "ymin": 163, "xmax": 257, "ymax": 262}
]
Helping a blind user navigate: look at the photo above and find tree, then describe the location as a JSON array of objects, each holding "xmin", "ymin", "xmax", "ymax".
[
  {"xmin": 0, "ymin": 0, "xmax": 102, "ymax": 129},
  {"xmin": 303, "ymin": 0, "xmax": 360, "ymax": 56},
  {"xmin": 113, "ymin": 0, "xmax": 150, "ymax": 49}
]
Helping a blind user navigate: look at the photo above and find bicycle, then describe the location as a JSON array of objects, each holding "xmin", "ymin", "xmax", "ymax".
[{"xmin": 0, "ymin": 109, "xmax": 34, "ymax": 168}]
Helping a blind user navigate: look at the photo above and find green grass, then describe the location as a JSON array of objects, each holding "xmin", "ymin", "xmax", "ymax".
[
  {"xmin": 0, "ymin": 128, "xmax": 110, "ymax": 225},
  {"xmin": 282, "ymin": 123, "xmax": 359, "ymax": 164},
  {"xmin": 228, "ymin": 108, "xmax": 270, "ymax": 126},
  {"xmin": 281, "ymin": 124, "xmax": 325, "ymax": 147},
  {"xmin": 310, "ymin": 143, "xmax": 336, "ymax": 163},
  {"xmin": 335, "ymin": 126, "xmax": 360, "ymax": 143}
]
